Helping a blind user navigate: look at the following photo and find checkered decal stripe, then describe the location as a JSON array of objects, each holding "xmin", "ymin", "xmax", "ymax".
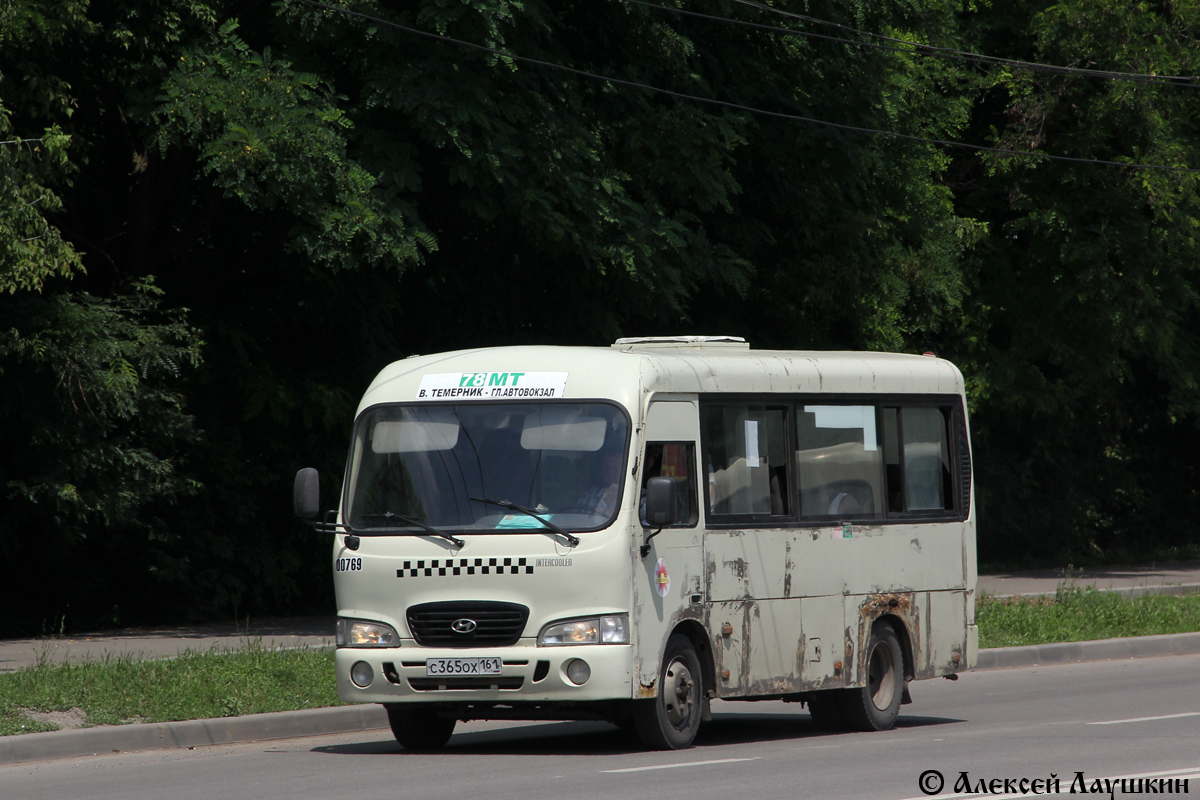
[{"xmin": 397, "ymin": 557, "xmax": 533, "ymax": 578}]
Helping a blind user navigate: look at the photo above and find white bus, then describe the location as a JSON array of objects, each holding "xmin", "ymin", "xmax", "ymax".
[{"xmin": 294, "ymin": 336, "xmax": 977, "ymax": 750}]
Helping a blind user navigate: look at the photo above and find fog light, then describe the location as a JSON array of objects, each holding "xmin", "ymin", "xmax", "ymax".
[
  {"xmin": 564, "ymin": 658, "xmax": 591, "ymax": 685},
  {"xmin": 350, "ymin": 660, "xmax": 374, "ymax": 688}
]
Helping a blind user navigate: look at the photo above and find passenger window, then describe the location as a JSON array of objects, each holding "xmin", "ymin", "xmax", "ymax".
[
  {"xmin": 702, "ymin": 406, "xmax": 790, "ymax": 517},
  {"xmin": 641, "ymin": 442, "xmax": 699, "ymax": 527},
  {"xmin": 883, "ymin": 406, "xmax": 954, "ymax": 513},
  {"xmin": 797, "ymin": 405, "xmax": 883, "ymax": 519},
  {"xmin": 902, "ymin": 407, "xmax": 953, "ymax": 511}
]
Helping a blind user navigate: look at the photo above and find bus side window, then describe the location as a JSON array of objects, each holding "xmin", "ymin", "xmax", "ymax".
[
  {"xmin": 883, "ymin": 406, "xmax": 955, "ymax": 514},
  {"xmin": 796, "ymin": 404, "xmax": 883, "ymax": 520},
  {"xmin": 884, "ymin": 408, "xmax": 903, "ymax": 512},
  {"xmin": 701, "ymin": 406, "xmax": 789, "ymax": 518},
  {"xmin": 901, "ymin": 407, "xmax": 953, "ymax": 511}
]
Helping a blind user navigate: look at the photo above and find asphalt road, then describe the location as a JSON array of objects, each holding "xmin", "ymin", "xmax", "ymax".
[{"xmin": 4, "ymin": 654, "xmax": 1198, "ymax": 800}]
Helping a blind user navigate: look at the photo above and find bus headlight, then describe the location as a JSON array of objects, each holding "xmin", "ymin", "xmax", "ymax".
[
  {"xmin": 336, "ymin": 618, "xmax": 399, "ymax": 648},
  {"xmin": 538, "ymin": 614, "xmax": 629, "ymax": 646}
]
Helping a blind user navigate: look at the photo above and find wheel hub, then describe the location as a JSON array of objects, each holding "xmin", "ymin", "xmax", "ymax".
[
  {"xmin": 663, "ymin": 658, "xmax": 696, "ymax": 728},
  {"xmin": 868, "ymin": 640, "xmax": 897, "ymax": 710}
]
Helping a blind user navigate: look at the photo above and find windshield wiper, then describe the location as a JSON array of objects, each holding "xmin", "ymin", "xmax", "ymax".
[
  {"xmin": 357, "ymin": 512, "xmax": 466, "ymax": 548},
  {"xmin": 468, "ymin": 498, "xmax": 580, "ymax": 547}
]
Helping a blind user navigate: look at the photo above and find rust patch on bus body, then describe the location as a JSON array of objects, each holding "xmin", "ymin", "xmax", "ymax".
[
  {"xmin": 859, "ymin": 592, "xmax": 913, "ymax": 618},
  {"xmin": 731, "ymin": 622, "xmax": 806, "ymax": 698},
  {"xmin": 854, "ymin": 592, "xmax": 922, "ymax": 682},
  {"xmin": 739, "ymin": 601, "xmax": 756, "ymax": 690},
  {"xmin": 783, "ymin": 541, "xmax": 793, "ymax": 598},
  {"xmin": 725, "ymin": 557, "xmax": 749, "ymax": 580},
  {"xmin": 710, "ymin": 599, "xmax": 757, "ymax": 696},
  {"xmin": 635, "ymin": 656, "xmax": 657, "ymax": 697}
]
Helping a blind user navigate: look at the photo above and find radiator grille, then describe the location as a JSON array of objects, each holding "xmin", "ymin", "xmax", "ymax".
[{"xmin": 406, "ymin": 601, "xmax": 529, "ymax": 647}]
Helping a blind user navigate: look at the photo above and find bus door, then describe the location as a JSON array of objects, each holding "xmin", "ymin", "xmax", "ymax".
[
  {"xmin": 701, "ymin": 404, "xmax": 810, "ymax": 697},
  {"xmin": 632, "ymin": 399, "xmax": 703, "ymax": 696}
]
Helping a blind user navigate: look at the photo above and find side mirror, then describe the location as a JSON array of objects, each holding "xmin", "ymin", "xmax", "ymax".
[
  {"xmin": 294, "ymin": 468, "xmax": 320, "ymax": 519},
  {"xmin": 645, "ymin": 476, "xmax": 678, "ymax": 528}
]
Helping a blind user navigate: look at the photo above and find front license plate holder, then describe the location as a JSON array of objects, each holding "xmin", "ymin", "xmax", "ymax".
[{"xmin": 425, "ymin": 657, "xmax": 503, "ymax": 677}]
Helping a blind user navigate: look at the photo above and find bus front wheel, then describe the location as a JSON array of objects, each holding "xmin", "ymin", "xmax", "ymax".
[
  {"xmin": 838, "ymin": 621, "xmax": 904, "ymax": 731},
  {"xmin": 633, "ymin": 634, "xmax": 704, "ymax": 749},
  {"xmin": 385, "ymin": 703, "xmax": 456, "ymax": 751}
]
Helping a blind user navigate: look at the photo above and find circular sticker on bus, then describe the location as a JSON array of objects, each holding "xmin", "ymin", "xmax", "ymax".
[{"xmin": 655, "ymin": 558, "xmax": 671, "ymax": 598}]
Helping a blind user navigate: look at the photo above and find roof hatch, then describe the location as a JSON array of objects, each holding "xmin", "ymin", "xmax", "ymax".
[{"xmin": 611, "ymin": 335, "xmax": 749, "ymax": 350}]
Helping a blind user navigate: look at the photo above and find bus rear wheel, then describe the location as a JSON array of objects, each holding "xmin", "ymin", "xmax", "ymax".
[
  {"xmin": 633, "ymin": 634, "xmax": 704, "ymax": 749},
  {"xmin": 385, "ymin": 703, "xmax": 456, "ymax": 751},
  {"xmin": 838, "ymin": 621, "xmax": 904, "ymax": 732}
]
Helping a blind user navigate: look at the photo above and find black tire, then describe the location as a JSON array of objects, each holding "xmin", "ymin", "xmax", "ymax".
[
  {"xmin": 806, "ymin": 691, "xmax": 844, "ymax": 730},
  {"xmin": 838, "ymin": 621, "xmax": 904, "ymax": 732},
  {"xmin": 633, "ymin": 634, "xmax": 704, "ymax": 750},
  {"xmin": 385, "ymin": 703, "xmax": 456, "ymax": 751}
]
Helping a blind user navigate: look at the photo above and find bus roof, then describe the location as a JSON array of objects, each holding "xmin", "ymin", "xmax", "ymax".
[{"xmin": 358, "ymin": 340, "xmax": 965, "ymax": 414}]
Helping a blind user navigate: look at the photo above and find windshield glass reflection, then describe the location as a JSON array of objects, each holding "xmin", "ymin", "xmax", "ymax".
[{"xmin": 345, "ymin": 403, "xmax": 629, "ymax": 532}]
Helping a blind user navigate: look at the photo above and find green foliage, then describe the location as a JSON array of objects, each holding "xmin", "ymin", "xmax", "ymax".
[
  {"xmin": 0, "ymin": 641, "xmax": 339, "ymax": 736},
  {"xmin": 977, "ymin": 586, "xmax": 1200, "ymax": 648},
  {"xmin": 954, "ymin": 0, "xmax": 1200, "ymax": 565},
  {"xmin": 0, "ymin": 126, "xmax": 83, "ymax": 294},
  {"xmin": 4, "ymin": 0, "xmax": 1200, "ymax": 634},
  {"xmin": 0, "ymin": 0, "xmax": 88, "ymax": 293},
  {"xmin": 149, "ymin": 21, "xmax": 429, "ymax": 271},
  {"xmin": 0, "ymin": 1, "xmax": 214, "ymax": 635},
  {"xmin": 0, "ymin": 280, "xmax": 203, "ymax": 533}
]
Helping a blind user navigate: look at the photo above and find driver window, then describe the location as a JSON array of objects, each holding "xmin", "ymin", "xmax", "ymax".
[{"xmin": 641, "ymin": 442, "xmax": 699, "ymax": 527}]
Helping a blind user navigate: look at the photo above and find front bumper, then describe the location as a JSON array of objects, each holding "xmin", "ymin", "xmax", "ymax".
[{"xmin": 335, "ymin": 641, "xmax": 632, "ymax": 704}]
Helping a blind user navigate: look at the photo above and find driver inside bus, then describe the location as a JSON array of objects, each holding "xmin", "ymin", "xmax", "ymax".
[
  {"xmin": 575, "ymin": 448, "xmax": 624, "ymax": 517},
  {"xmin": 638, "ymin": 444, "xmax": 664, "ymax": 526}
]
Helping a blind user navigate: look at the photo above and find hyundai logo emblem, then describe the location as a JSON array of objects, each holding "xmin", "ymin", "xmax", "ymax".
[{"xmin": 451, "ymin": 618, "xmax": 477, "ymax": 634}]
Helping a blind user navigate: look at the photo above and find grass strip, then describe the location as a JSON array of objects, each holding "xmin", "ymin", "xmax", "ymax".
[
  {"xmin": 978, "ymin": 585, "xmax": 1200, "ymax": 648},
  {"xmin": 0, "ymin": 639, "xmax": 339, "ymax": 736}
]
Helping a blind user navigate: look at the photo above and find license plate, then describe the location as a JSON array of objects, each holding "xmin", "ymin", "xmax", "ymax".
[{"xmin": 425, "ymin": 657, "xmax": 502, "ymax": 676}]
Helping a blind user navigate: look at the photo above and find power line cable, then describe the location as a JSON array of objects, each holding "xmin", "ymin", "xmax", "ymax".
[
  {"xmin": 295, "ymin": 0, "xmax": 1200, "ymax": 175},
  {"xmin": 719, "ymin": 0, "xmax": 1200, "ymax": 87}
]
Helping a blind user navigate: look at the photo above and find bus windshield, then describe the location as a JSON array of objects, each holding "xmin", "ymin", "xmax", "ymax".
[{"xmin": 344, "ymin": 402, "xmax": 629, "ymax": 533}]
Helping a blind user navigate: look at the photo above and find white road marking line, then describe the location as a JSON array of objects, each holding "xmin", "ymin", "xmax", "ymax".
[
  {"xmin": 602, "ymin": 756, "xmax": 762, "ymax": 773},
  {"xmin": 1088, "ymin": 711, "xmax": 1200, "ymax": 725}
]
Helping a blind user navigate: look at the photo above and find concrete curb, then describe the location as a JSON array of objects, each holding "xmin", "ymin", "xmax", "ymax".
[
  {"xmin": 0, "ymin": 704, "xmax": 387, "ymax": 766},
  {"xmin": 974, "ymin": 630, "xmax": 1200, "ymax": 669},
  {"xmin": 989, "ymin": 583, "xmax": 1200, "ymax": 601},
  {"xmin": 5, "ymin": 633, "xmax": 1200, "ymax": 766}
]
